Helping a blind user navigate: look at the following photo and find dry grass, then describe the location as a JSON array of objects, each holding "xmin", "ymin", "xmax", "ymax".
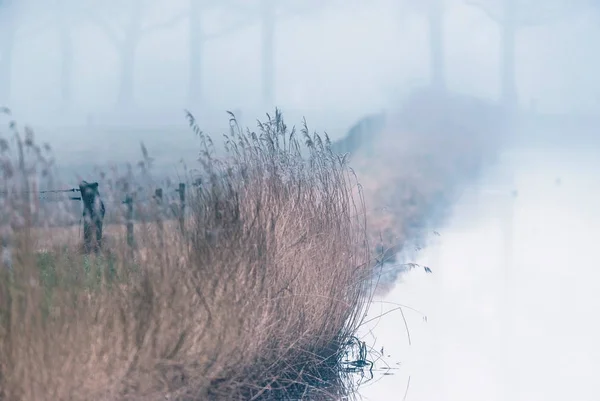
[
  {"xmin": 346, "ymin": 89, "xmax": 507, "ymax": 264},
  {"xmin": 0, "ymin": 109, "xmax": 372, "ymax": 400}
]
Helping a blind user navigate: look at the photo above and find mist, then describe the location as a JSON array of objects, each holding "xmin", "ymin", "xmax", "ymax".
[
  {"xmin": 2, "ymin": 0, "xmax": 600, "ymax": 399},
  {"xmin": 1, "ymin": 0, "xmax": 599, "ymax": 151}
]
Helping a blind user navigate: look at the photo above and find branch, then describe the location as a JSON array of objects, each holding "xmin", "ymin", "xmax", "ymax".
[
  {"xmin": 515, "ymin": 3, "xmax": 580, "ymax": 27},
  {"xmin": 218, "ymin": 0, "xmax": 261, "ymax": 17},
  {"xmin": 465, "ymin": 0, "xmax": 578, "ymax": 28},
  {"xmin": 141, "ymin": 11, "xmax": 189, "ymax": 34},
  {"xmin": 203, "ymin": 17, "xmax": 257, "ymax": 40},
  {"xmin": 465, "ymin": 0, "xmax": 504, "ymax": 25},
  {"xmin": 14, "ymin": 20, "xmax": 55, "ymax": 42},
  {"xmin": 86, "ymin": 14, "xmax": 122, "ymax": 47},
  {"xmin": 14, "ymin": 7, "xmax": 75, "ymax": 42},
  {"xmin": 68, "ymin": 4, "xmax": 123, "ymax": 47},
  {"xmin": 516, "ymin": 14, "xmax": 559, "ymax": 27},
  {"xmin": 275, "ymin": 0, "xmax": 328, "ymax": 19}
]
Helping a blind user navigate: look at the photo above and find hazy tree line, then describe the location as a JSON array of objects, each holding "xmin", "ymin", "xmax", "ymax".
[
  {"xmin": 0, "ymin": 0, "xmax": 326, "ymax": 109},
  {"xmin": 0, "ymin": 0, "xmax": 590, "ymax": 113},
  {"xmin": 402, "ymin": 0, "xmax": 587, "ymax": 112}
]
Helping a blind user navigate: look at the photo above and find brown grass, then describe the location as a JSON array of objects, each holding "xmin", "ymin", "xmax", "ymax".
[
  {"xmin": 0, "ymin": 109, "xmax": 372, "ymax": 400},
  {"xmin": 347, "ymin": 89, "xmax": 507, "ymax": 264}
]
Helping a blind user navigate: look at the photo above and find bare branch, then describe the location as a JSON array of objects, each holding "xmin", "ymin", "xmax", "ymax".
[
  {"xmin": 217, "ymin": 0, "xmax": 261, "ymax": 17},
  {"xmin": 14, "ymin": 20, "xmax": 55, "ymax": 42},
  {"xmin": 203, "ymin": 17, "xmax": 256, "ymax": 40},
  {"xmin": 465, "ymin": 0, "xmax": 504, "ymax": 24},
  {"xmin": 515, "ymin": 14, "xmax": 559, "ymax": 27},
  {"xmin": 66, "ymin": 5, "xmax": 123, "ymax": 47},
  {"xmin": 274, "ymin": 0, "xmax": 329, "ymax": 19},
  {"xmin": 219, "ymin": 0, "xmax": 328, "ymax": 20},
  {"xmin": 141, "ymin": 11, "xmax": 189, "ymax": 35},
  {"xmin": 466, "ymin": 0, "xmax": 582, "ymax": 28},
  {"xmin": 84, "ymin": 14, "xmax": 122, "ymax": 47}
]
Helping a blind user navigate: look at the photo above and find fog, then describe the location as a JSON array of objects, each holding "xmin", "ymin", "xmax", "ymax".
[
  {"xmin": 1, "ymin": 0, "xmax": 599, "ymax": 139},
  {"xmin": 359, "ymin": 147, "xmax": 600, "ymax": 400},
  {"xmin": 3, "ymin": 0, "xmax": 600, "ymax": 399}
]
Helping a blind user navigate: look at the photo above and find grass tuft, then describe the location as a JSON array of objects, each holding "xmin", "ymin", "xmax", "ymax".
[{"xmin": 0, "ymin": 108, "xmax": 372, "ymax": 400}]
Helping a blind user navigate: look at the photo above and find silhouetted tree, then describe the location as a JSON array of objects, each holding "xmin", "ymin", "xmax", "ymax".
[
  {"xmin": 1, "ymin": 0, "xmax": 74, "ymax": 109},
  {"xmin": 466, "ymin": 0, "xmax": 581, "ymax": 111},
  {"xmin": 188, "ymin": 0, "xmax": 203, "ymax": 106},
  {"xmin": 56, "ymin": 0, "xmax": 74, "ymax": 110},
  {"xmin": 0, "ymin": 0, "xmax": 17, "ymax": 105},
  {"xmin": 75, "ymin": 0, "xmax": 252, "ymax": 108},
  {"xmin": 260, "ymin": 0, "xmax": 276, "ymax": 107},
  {"xmin": 187, "ymin": 1, "xmax": 255, "ymax": 106},
  {"xmin": 398, "ymin": 0, "xmax": 447, "ymax": 91},
  {"xmin": 428, "ymin": 0, "xmax": 445, "ymax": 91},
  {"xmin": 227, "ymin": 0, "xmax": 330, "ymax": 107},
  {"xmin": 72, "ymin": 0, "xmax": 187, "ymax": 108}
]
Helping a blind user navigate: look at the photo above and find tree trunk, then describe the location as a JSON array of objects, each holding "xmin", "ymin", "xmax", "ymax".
[
  {"xmin": 58, "ymin": 18, "xmax": 73, "ymax": 111},
  {"xmin": 116, "ymin": 40, "xmax": 137, "ymax": 109},
  {"xmin": 261, "ymin": 0, "xmax": 275, "ymax": 107},
  {"xmin": 428, "ymin": 0, "xmax": 445, "ymax": 91},
  {"xmin": 0, "ymin": 41, "xmax": 14, "ymax": 107},
  {"xmin": 188, "ymin": 0, "xmax": 203, "ymax": 106},
  {"xmin": 0, "ymin": 8, "xmax": 16, "ymax": 106},
  {"xmin": 116, "ymin": 2, "xmax": 142, "ymax": 109},
  {"xmin": 501, "ymin": 0, "xmax": 517, "ymax": 111}
]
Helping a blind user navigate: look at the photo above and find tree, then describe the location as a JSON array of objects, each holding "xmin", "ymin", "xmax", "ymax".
[
  {"xmin": 226, "ymin": 0, "xmax": 331, "ymax": 107},
  {"xmin": 466, "ymin": 0, "xmax": 582, "ymax": 111},
  {"xmin": 398, "ymin": 0, "xmax": 447, "ymax": 91},
  {"xmin": 0, "ymin": 0, "xmax": 75, "ymax": 109},
  {"xmin": 55, "ymin": 0, "xmax": 75, "ymax": 110},
  {"xmin": 0, "ymin": 0, "xmax": 17, "ymax": 105},
  {"xmin": 188, "ymin": 0, "xmax": 203, "ymax": 106},
  {"xmin": 69, "ymin": 0, "xmax": 188, "ymax": 109},
  {"xmin": 260, "ymin": 0, "xmax": 275, "ymax": 107},
  {"xmin": 72, "ymin": 0, "xmax": 252, "ymax": 108},
  {"xmin": 186, "ymin": 1, "xmax": 256, "ymax": 107},
  {"xmin": 428, "ymin": 0, "xmax": 445, "ymax": 91}
]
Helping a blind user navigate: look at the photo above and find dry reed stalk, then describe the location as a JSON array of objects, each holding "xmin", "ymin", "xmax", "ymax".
[{"xmin": 0, "ymin": 109, "xmax": 371, "ymax": 400}]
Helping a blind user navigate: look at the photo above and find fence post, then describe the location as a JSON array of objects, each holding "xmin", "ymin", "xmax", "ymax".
[
  {"xmin": 79, "ymin": 181, "xmax": 104, "ymax": 254},
  {"xmin": 154, "ymin": 188, "xmax": 164, "ymax": 244},
  {"xmin": 1, "ymin": 227, "xmax": 12, "ymax": 271},
  {"xmin": 124, "ymin": 194, "xmax": 134, "ymax": 253},
  {"xmin": 177, "ymin": 183, "xmax": 185, "ymax": 234}
]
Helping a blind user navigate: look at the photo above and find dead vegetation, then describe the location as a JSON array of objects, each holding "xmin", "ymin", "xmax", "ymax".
[
  {"xmin": 344, "ymin": 89, "xmax": 507, "ymax": 265},
  {"xmin": 0, "ymin": 87, "xmax": 506, "ymax": 398},
  {"xmin": 0, "ymin": 109, "xmax": 372, "ymax": 400}
]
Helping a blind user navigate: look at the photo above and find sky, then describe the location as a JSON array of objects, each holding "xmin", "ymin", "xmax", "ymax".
[
  {"xmin": 2, "ymin": 0, "xmax": 600, "ymax": 129},
  {"xmin": 2, "ymin": 2, "xmax": 600, "ymax": 398},
  {"xmin": 0, "ymin": 0, "xmax": 599, "ymax": 176}
]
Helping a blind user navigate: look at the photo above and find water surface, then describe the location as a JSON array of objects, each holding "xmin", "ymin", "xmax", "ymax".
[{"xmin": 359, "ymin": 148, "xmax": 600, "ymax": 401}]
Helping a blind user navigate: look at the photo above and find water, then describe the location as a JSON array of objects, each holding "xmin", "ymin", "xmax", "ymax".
[{"xmin": 358, "ymin": 148, "xmax": 600, "ymax": 401}]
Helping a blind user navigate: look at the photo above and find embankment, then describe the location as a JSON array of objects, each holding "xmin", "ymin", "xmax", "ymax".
[
  {"xmin": 333, "ymin": 89, "xmax": 508, "ymax": 285},
  {"xmin": 0, "ymin": 111, "xmax": 371, "ymax": 400}
]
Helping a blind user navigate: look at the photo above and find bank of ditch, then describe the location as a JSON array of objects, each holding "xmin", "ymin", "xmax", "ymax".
[
  {"xmin": 333, "ymin": 89, "xmax": 508, "ymax": 288},
  {"xmin": 0, "ymin": 110, "xmax": 371, "ymax": 400},
  {"xmin": 0, "ymin": 90, "xmax": 506, "ymax": 399}
]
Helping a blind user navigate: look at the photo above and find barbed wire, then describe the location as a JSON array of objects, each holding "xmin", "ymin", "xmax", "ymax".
[
  {"xmin": 0, "ymin": 183, "xmax": 189, "ymax": 204},
  {"xmin": 0, "ymin": 187, "xmax": 80, "ymax": 197}
]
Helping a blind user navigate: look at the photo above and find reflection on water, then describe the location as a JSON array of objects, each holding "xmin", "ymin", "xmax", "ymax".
[{"xmin": 358, "ymin": 149, "xmax": 600, "ymax": 401}]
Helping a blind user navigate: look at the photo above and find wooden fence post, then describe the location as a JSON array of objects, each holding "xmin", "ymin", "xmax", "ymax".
[
  {"xmin": 124, "ymin": 194, "xmax": 134, "ymax": 254},
  {"xmin": 79, "ymin": 181, "xmax": 105, "ymax": 254},
  {"xmin": 154, "ymin": 188, "xmax": 164, "ymax": 245},
  {"xmin": 1, "ymin": 228, "xmax": 12, "ymax": 271},
  {"xmin": 177, "ymin": 183, "xmax": 185, "ymax": 234}
]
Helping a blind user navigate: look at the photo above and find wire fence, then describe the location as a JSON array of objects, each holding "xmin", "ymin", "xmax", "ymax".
[{"xmin": 0, "ymin": 181, "xmax": 188, "ymax": 263}]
